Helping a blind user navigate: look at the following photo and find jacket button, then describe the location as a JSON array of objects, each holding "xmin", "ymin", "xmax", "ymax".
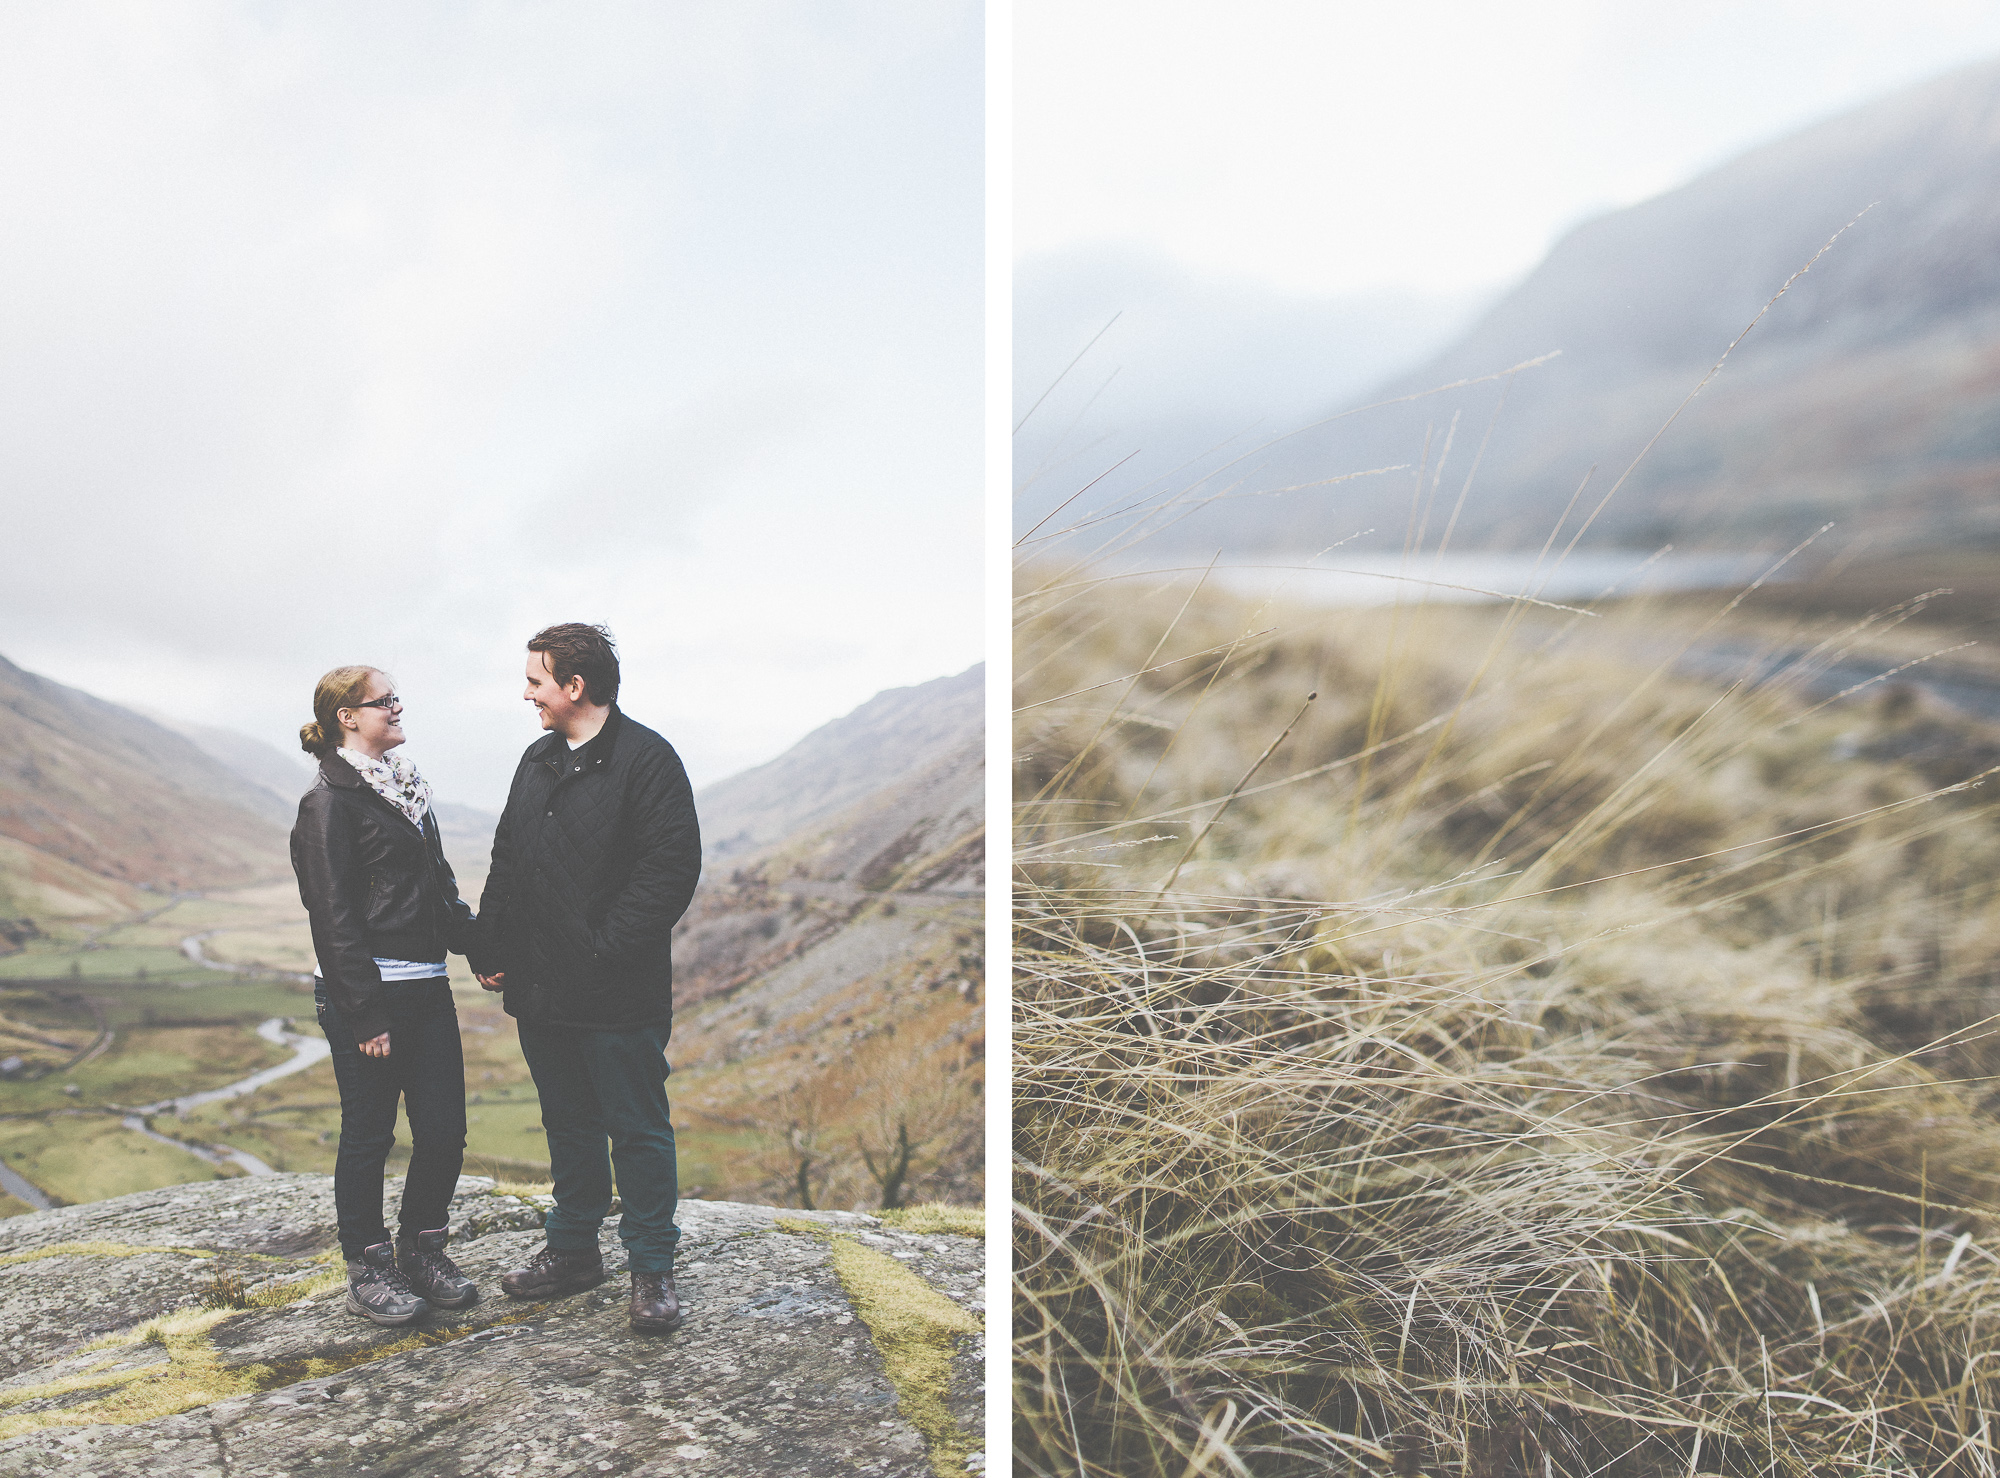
[{"xmin": 546, "ymin": 810, "xmax": 553, "ymax": 817}]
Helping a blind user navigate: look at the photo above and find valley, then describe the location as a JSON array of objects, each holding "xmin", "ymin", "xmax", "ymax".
[{"xmin": 0, "ymin": 658, "xmax": 984, "ymax": 1219}]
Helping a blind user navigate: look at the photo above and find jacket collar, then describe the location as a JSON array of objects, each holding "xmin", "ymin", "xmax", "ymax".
[
  {"xmin": 318, "ymin": 747, "xmax": 428, "ymax": 838},
  {"xmin": 531, "ymin": 705, "xmax": 624, "ymax": 769},
  {"xmin": 318, "ymin": 749, "xmax": 365, "ymax": 788}
]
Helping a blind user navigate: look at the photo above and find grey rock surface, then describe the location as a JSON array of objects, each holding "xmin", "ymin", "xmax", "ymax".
[{"xmin": 0, "ymin": 1174, "xmax": 984, "ymax": 1476}]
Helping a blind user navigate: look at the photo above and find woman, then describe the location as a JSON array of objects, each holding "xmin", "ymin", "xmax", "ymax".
[{"xmin": 292, "ymin": 665, "xmax": 480, "ymax": 1325}]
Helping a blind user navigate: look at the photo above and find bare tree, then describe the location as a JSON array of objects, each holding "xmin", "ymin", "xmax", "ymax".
[
  {"xmin": 859, "ymin": 1120, "xmax": 918, "ymax": 1210},
  {"xmin": 855, "ymin": 1044, "xmax": 980, "ymax": 1209},
  {"xmin": 754, "ymin": 1083, "xmax": 829, "ymax": 1210}
]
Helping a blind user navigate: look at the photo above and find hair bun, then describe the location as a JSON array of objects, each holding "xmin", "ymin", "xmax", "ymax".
[{"xmin": 300, "ymin": 721, "xmax": 326, "ymax": 756}]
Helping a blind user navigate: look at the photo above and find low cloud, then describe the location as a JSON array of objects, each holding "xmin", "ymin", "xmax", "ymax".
[{"xmin": 0, "ymin": 1, "xmax": 982, "ymax": 807}]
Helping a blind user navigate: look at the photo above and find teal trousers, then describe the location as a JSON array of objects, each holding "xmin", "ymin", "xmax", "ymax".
[{"xmin": 518, "ymin": 1019, "xmax": 680, "ymax": 1273}]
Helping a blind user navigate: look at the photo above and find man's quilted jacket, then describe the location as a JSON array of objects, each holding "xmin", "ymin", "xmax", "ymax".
[{"xmin": 473, "ymin": 705, "xmax": 702, "ymax": 1029}]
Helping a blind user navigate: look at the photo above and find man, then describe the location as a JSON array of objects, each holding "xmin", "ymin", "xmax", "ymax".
[{"xmin": 471, "ymin": 622, "xmax": 702, "ymax": 1334}]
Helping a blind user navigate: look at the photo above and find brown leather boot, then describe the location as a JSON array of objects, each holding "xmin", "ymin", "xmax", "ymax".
[
  {"xmin": 500, "ymin": 1242, "xmax": 605, "ymax": 1300},
  {"xmin": 628, "ymin": 1269, "xmax": 682, "ymax": 1333}
]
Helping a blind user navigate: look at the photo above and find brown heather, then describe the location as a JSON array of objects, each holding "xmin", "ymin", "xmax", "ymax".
[{"xmin": 1013, "ymin": 562, "xmax": 2000, "ymax": 1477}]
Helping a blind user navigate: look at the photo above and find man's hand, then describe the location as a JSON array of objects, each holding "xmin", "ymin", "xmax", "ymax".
[
  {"xmin": 359, "ymin": 1032, "xmax": 391, "ymax": 1058},
  {"xmin": 475, "ymin": 971, "xmax": 507, "ymax": 992}
]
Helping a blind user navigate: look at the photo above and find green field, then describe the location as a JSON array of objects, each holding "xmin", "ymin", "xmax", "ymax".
[
  {"xmin": 0, "ymin": 943, "xmax": 221, "ymax": 983},
  {"xmin": 163, "ymin": 985, "xmax": 561, "ymax": 1181},
  {"xmin": 0, "ymin": 1113, "xmax": 238, "ymax": 1204},
  {"xmin": 0, "ymin": 885, "xmax": 312, "ymax": 984}
]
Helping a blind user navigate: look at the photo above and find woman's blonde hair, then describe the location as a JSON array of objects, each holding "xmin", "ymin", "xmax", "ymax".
[{"xmin": 300, "ymin": 666, "xmax": 383, "ymax": 758}]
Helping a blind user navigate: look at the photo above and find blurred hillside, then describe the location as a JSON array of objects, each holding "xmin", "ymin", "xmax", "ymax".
[{"xmin": 1027, "ymin": 57, "xmax": 2000, "ymax": 560}]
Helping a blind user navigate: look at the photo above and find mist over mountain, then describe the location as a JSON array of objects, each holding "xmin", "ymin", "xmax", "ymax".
[
  {"xmin": 140, "ymin": 710, "xmax": 314, "ymax": 807},
  {"xmin": 1034, "ymin": 57, "xmax": 2000, "ymax": 560},
  {"xmin": 0, "ymin": 651, "xmax": 979, "ymax": 945},
  {"xmin": 1014, "ymin": 250, "xmax": 1487, "ymax": 544},
  {"xmin": 697, "ymin": 664, "xmax": 981, "ymax": 862}
]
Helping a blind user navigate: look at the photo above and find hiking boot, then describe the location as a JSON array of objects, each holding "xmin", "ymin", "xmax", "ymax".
[
  {"xmin": 500, "ymin": 1242, "xmax": 605, "ymax": 1300},
  {"xmin": 396, "ymin": 1227, "xmax": 478, "ymax": 1310},
  {"xmin": 628, "ymin": 1269, "xmax": 683, "ymax": 1334},
  {"xmin": 345, "ymin": 1241, "xmax": 428, "ymax": 1326}
]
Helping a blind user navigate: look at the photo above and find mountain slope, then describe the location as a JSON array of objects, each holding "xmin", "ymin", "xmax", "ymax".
[
  {"xmin": 676, "ymin": 666, "xmax": 982, "ymax": 1007},
  {"xmin": 139, "ymin": 711, "xmax": 314, "ymax": 809},
  {"xmin": 667, "ymin": 665, "xmax": 984, "ymax": 1207},
  {"xmin": 0, "ymin": 653, "xmax": 291, "ymax": 895},
  {"xmin": 1135, "ymin": 57, "xmax": 2000, "ymax": 556},
  {"xmin": 698, "ymin": 665, "xmax": 982, "ymax": 860}
]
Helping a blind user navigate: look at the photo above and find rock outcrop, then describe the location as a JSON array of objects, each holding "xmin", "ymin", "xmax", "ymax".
[{"xmin": 0, "ymin": 1174, "xmax": 984, "ymax": 1476}]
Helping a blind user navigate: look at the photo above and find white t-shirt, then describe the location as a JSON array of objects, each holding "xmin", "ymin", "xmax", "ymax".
[{"xmin": 373, "ymin": 957, "xmax": 447, "ymax": 981}]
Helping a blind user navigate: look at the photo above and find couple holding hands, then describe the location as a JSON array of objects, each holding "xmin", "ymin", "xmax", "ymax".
[{"xmin": 289, "ymin": 623, "xmax": 701, "ymax": 1335}]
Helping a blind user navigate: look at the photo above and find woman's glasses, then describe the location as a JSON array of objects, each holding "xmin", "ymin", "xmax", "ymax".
[{"xmin": 346, "ymin": 695, "xmax": 402, "ymax": 711}]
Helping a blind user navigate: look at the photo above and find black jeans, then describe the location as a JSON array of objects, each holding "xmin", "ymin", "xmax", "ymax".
[
  {"xmin": 315, "ymin": 977, "xmax": 467, "ymax": 1261},
  {"xmin": 518, "ymin": 1019, "xmax": 679, "ymax": 1273}
]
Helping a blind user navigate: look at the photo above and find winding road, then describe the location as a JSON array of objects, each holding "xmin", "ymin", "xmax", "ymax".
[
  {"xmin": 180, "ymin": 930, "xmax": 313, "ymax": 983},
  {"xmin": 0, "ymin": 1160, "xmax": 54, "ymax": 1210},
  {"xmin": 3, "ymin": 1017, "xmax": 323, "ymax": 1207},
  {"xmin": 123, "ymin": 1016, "xmax": 331, "ymax": 1177}
]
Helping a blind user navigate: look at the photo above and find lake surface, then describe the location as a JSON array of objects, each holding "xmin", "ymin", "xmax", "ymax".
[{"xmin": 1155, "ymin": 549, "xmax": 1783, "ymax": 608}]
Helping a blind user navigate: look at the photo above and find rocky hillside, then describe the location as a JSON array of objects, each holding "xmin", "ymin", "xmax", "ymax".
[
  {"xmin": 1137, "ymin": 57, "xmax": 2000, "ymax": 556},
  {"xmin": 0, "ymin": 654, "xmax": 291, "ymax": 920},
  {"xmin": 0, "ymin": 1174, "xmax": 983, "ymax": 1476},
  {"xmin": 676, "ymin": 669, "xmax": 983, "ymax": 1007},
  {"xmin": 667, "ymin": 666, "xmax": 984, "ymax": 1209}
]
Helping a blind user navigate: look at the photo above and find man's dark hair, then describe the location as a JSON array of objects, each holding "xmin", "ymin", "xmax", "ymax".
[{"xmin": 528, "ymin": 623, "xmax": 621, "ymax": 706}]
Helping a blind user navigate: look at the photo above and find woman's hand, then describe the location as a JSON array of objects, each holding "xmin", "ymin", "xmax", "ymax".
[
  {"xmin": 359, "ymin": 1032, "xmax": 391, "ymax": 1057},
  {"xmin": 475, "ymin": 971, "xmax": 506, "ymax": 992}
]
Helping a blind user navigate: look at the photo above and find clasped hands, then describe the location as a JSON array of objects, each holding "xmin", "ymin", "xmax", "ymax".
[{"xmin": 357, "ymin": 970, "xmax": 506, "ymax": 1056}]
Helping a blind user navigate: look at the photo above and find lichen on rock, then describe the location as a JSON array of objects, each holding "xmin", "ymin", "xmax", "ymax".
[{"xmin": 0, "ymin": 1173, "xmax": 984, "ymax": 1475}]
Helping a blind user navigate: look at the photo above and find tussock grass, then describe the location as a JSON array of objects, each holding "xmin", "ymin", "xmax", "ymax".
[
  {"xmin": 490, "ymin": 1179, "xmax": 555, "ymax": 1199},
  {"xmin": 0, "ymin": 1240, "xmax": 215, "ymax": 1267},
  {"xmin": 196, "ymin": 1267, "xmax": 250, "ymax": 1308},
  {"xmin": 881, "ymin": 1202, "xmax": 984, "ymax": 1238},
  {"xmin": 1015, "ymin": 570, "xmax": 2000, "ymax": 1476}
]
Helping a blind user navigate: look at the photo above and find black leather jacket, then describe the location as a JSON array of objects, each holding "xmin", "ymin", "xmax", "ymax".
[
  {"xmin": 290, "ymin": 751, "xmax": 475, "ymax": 1043},
  {"xmin": 473, "ymin": 706, "xmax": 701, "ymax": 1030}
]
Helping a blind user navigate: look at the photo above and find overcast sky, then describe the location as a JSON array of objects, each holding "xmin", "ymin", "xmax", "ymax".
[
  {"xmin": 0, "ymin": 1, "xmax": 981, "ymax": 810},
  {"xmin": 1015, "ymin": 1, "xmax": 2000, "ymax": 473}
]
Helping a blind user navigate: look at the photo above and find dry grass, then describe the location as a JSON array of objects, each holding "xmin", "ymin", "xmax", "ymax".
[
  {"xmin": 1014, "ymin": 568, "xmax": 2000, "ymax": 1476},
  {"xmin": 882, "ymin": 1202, "xmax": 984, "ymax": 1238}
]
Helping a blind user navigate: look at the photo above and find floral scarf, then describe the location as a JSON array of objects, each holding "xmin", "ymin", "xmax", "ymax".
[{"xmin": 337, "ymin": 747, "xmax": 432, "ymax": 830}]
